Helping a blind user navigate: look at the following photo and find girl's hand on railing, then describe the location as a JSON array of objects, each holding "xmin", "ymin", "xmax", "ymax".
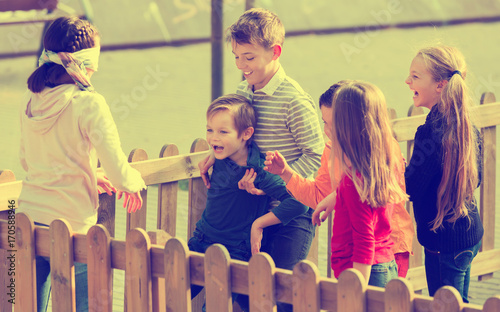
[
  {"xmin": 238, "ymin": 168, "xmax": 266, "ymax": 195},
  {"xmin": 312, "ymin": 191, "xmax": 336, "ymax": 226},
  {"xmin": 117, "ymin": 190, "xmax": 143, "ymax": 213},
  {"xmin": 198, "ymin": 151, "xmax": 215, "ymax": 189},
  {"xmin": 96, "ymin": 171, "xmax": 117, "ymax": 196}
]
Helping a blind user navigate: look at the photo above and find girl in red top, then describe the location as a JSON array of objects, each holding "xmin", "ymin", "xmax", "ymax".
[{"xmin": 320, "ymin": 81, "xmax": 409, "ymax": 287}]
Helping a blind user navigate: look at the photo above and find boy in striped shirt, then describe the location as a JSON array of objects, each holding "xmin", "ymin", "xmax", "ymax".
[{"xmin": 200, "ymin": 8, "xmax": 324, "ymax": 312}]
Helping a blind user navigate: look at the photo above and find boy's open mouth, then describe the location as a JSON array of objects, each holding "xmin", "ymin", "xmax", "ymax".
[
  {"xmin": 412, "ymin": 90, "xmax": 419, "ymax": 98},
  {"xmin": 213, "ymin": 145, "xmax": 224, "ymax": 152},
  {"xmin": 243, "ymin": 71, "xmax": 252, "ymax": 77}
]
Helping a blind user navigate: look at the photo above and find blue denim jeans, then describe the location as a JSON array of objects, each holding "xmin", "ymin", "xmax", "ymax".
[
  {"xmin": 424, "ymin": 241, "xmax": 481, "ymax": 303},
  {"xmin": 34, "ymin": 222, "xmax": 89, "ymax": 312},
  {"xmin": 261, "ymin": 209, "xmax": 315, "ymax": 312},
  {"xmin": 188, "ymin": 229, "xmax": 251, "ymax": 312},
  {"xmin": 36, "ymin": 255, "xmax": 89, "ymax": 312},
  {"xmin": 368, "ymin": 259, "xmax": 398, "ymax": 288}
]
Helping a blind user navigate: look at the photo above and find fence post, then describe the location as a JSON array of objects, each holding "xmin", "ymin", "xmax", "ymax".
[
  {"xmin": 87, "ymin": 224, "xmax": 113, "ymax": 312},
  {"xmin": 164, "ymin": 237, "xmax": 191, "ymax": 312},
  {"xmin": 125, "ymin": 228, "xmax": 152, "ymax": 312},
  {"xmin": 337, "ymin": 269, "xmax": 366, "ymax": 312},
  {"xmin": 127, "ymin": 148, "xmax": 149, "ymax": 234},
  {"xmin": 292, "ymin": 260, "xmax": 320, "ymax": 311},
  {"xmin": 406, "ymin": 105, "xmax": 424, "ymax": 272},
  {"xmin": 479, "ymin": 92, "xmax": 496, "ymax": 281},
  {"xmin": 0, "ymin": 170, "xmax": 15, "ymax": 312},
  {"xmin": 483, "ymin": 295, "xmax": 500, "ymax": 312},
  {"xmin": 205, "ymin": 244, "xmax": 232, "ymax": 312},
  {"xmin": 431, "ymin": 286, "xmax": 463, "ymax": 312},
  {"xmin": 97, "ymin": 160, "xmax": 116, "ymax": 238},
  {"xmin": 211, "ymin": 0, "xmax": 223, "ymax": 101},
  {"xmin": 16, "ymin": 212, "xmax": 36, "ymax": 312},
  {"xmin": 157, "ymin": 144, "xmax": 179, "ymax": 236},
  {"xmin": 384, "ymin": 278, "xmax": 414, "ymax": 312},
  {"xmin": 188, "ymin": 139, "xmax": 209, "ymax": 312},
  {"xmin": 248, "ymin": 253, "xmax": 276, "ymax": 312},
  {"xmin": 188, "ymin": 138, "xmax": 210, "ymax": 241},
  {"xmin": 148, "ymin": 230, "xmax": 172, "ymax": 312},
  {"xmin": 50, "ymin": 219, "xmax": 76, "ymax": 311}
]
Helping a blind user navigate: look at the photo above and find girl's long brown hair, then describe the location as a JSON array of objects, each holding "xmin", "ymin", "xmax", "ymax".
[
  {"xmin": 417, "ymin": 46, "xmax": 479, "ymax": 231},
  {"xmin": 331, "ymin": 81, "xmax": 408, "ymax": 207}
]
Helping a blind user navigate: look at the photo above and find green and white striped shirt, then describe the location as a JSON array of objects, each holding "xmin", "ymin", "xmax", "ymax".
[{"xmin": 237, "ymin": 66, "xmax": 324, "ymax": 178}]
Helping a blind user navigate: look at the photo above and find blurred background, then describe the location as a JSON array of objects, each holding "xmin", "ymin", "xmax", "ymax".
[{"xmin": 1, "ymin": 0, "xmax": 499, "ymax": 308}]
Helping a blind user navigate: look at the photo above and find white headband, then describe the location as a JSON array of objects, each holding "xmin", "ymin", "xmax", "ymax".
[{"xmin": 38, "ymin": 46, "xmax": 100, "ymax": 91}]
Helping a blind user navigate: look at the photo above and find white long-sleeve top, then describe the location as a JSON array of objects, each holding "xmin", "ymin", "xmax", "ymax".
[{"xmin": 18, "ymin": 84, "xmax": 146, "ymax": 233}]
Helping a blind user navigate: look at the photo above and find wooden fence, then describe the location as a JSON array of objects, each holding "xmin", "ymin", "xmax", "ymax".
[{"xmin": 0, "ymin": 93, "xmax": 499, "ymax": 311}]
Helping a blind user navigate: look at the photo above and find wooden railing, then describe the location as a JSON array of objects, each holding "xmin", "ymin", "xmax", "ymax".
[
  {"xmin": 0, "ymin": 92, "xmax": 499, "ymax": 311},
  {"xmin": 0, "ymin": 214, "xmax": 499, "ymax": 311}
]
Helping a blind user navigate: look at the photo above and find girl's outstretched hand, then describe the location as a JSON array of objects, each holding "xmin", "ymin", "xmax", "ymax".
[
  {"xmin": 117, "ymin": 190, "xmax": 143, "ymax": 213},
  {"xmin": 263, "ymin": 150, "xmax": 286, "ymax": 175},
  {"xmin": 238, "ymin": 168, "xmax": 266, "ymax": 195},
  {"xmin": 198, "ymin": 152, "xmax": 215, "ymax": 189},
  {"xmin": 96, "ymin": 172, "xmax": 117, "ymax": 196},
  {"xmin": 312, "ymin": 191, "xmax": 336, "ymax": 226},
  {"xmin": 264, "ymin": 150, "xmax": 294, "ymax": 183}
]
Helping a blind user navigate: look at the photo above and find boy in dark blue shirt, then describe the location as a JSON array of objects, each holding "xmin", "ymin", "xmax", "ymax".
[{"xmin": 189, "ymin": 94, "xmax": 307, "ymax": 311}]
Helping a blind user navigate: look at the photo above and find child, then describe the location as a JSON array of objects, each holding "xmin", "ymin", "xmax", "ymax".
[
  {"xmin": 200, "ymin": 9, "xmax": 323, "ymax": 290},
  {"xmin": 190, "ymin": 94, "xmax": 308, "ymax": 311},
  {"xmin": 17, "ymin": 16, "xmax": 145, "ymax": 311},
  {"xmin": 320, "ymin": 81, "xmax": 406, "ymax": 286},
  {"xmin": 258, "ymin": 81, "xmax": 414, "ymax": 278},
  {"xmin": 404, "ymin": 45, "xmax": 483, "ymax": 302}
]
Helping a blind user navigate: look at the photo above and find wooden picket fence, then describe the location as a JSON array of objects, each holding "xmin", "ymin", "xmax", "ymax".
[{"xmin": 0, "ymin": 92, "xmax": 499, "ymax": 311}]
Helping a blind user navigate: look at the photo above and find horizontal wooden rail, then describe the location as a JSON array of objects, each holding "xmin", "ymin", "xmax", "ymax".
[
  {"xmin": 391, "ymin": 101, "xmax": 500, "ymax": 142},
  {"xmin": 0, "ymin": 150, "xmax": 210, "ymax": 211},
  {"xmin": 4, "ymin": 217, "xmax": 497, "ymax": 311},
  {"xmin": 1, "ymin": 220, "xmax": 498, "ymax": 310}
]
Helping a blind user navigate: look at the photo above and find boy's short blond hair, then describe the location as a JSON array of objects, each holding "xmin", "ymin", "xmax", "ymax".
[
  {"xmin": 207, "ymin": 94, "xmax": 256, "ymax": 138},
  {"xmin": 226, "ymin": 8, "xmax": 285, "ymax": 49}
]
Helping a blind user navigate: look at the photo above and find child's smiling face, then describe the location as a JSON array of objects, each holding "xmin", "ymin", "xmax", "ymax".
[
  {"xmin": 206, "ymin": 110, "xmax": 250, "ymax": 166},
  {"xmin": 231, "ymin": 40, "xmax": 281, "ymax": 91},
  {"xmin": 405, "ymin": 56, "xmax": 442, "ymax": 110}
]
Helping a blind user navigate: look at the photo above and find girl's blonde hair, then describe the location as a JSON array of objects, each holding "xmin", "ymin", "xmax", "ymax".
[
  {"xmin": 417, "ymin": 45, "xmax": 479, "ymax": 231},
  {"xmin": 331, "ymin": 81, "xmax": 408, "ymax": 207}
]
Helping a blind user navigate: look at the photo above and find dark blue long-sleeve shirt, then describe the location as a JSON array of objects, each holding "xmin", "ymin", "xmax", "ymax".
[{"xmin": 195, "ymin": 141, "xmax": 308, "ymax": 248}]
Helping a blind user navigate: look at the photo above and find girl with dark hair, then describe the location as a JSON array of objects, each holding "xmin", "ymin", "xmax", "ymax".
[{"xmin": 18, "ymin": 16, "xmax": 145, "ymax": 311}]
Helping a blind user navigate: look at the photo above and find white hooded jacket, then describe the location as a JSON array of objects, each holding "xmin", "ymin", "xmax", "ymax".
[{"xmin": 18, "ymin": 84, "xmax": 146, "ymax": 233}]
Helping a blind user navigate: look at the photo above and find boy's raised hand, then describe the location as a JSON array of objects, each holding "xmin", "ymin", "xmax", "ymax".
[
  {"xmin": 198, "ymin": 152, "xmax": 215, "ymax": 189},
  {"xmin": 238, "ymin": 168, "xmax": 266, "ymax": 195},
  {"xmin": 117, "ymin": 190, "xmax": 143, "ymax": 213},
  {"xmin": 312, "ymin": 191, "xmax": 336, "ymax": 226}
]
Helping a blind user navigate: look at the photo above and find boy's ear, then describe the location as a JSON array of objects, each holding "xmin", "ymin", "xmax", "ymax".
[
  {"xmin": 272, "ymin": 44, "xmax": 282, "ymax": 60},
  {"xmin": 242, "ymin": 127, "xmax": 254, "ymax": 141}
]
